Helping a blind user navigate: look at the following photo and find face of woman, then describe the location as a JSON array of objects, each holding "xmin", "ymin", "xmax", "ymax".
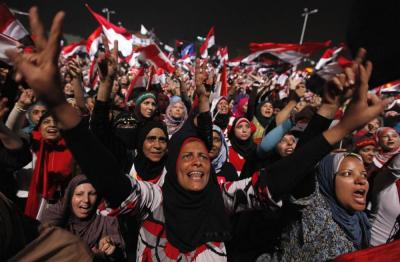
[
  {"xmin": 217, "ymin": 99, "xmax": 229, "ymax": 114},
  {"xmin": 170, "ymin": 102, "xmax": 185, "ymax": 119},
  {"xmin": 335, "ymin": 156, "xmax": 369, "ymax": 212},
  {"xmin": 234, "ymin": 122, "xmax": 251, "ymax": 141},
  {"xmin": 143, "ymin": 128, "xmax": 168, "ymax": 162},
  {"xmin": 276, "ymin": 134, "xmax": 297, "ymax": 157},
  {"xmin": 358, "ymin": 145, "xmax": 377, "ymax": 165},
  {"xmin": 242, "ymin": 102, "xmax": 248, "ymax": 113},
  {"xmin": 71, "ymin": 183, "xmax": 98, "ymax": 219},
  {"xmin": 379, "ymin": 130, "xmax": 400, "ymax": 151},
  {"xmin": 140, "ymin": 98, "xmax": 156, "ymax": 118},
  {"xmin": 64, "ymin": 83, "xmax": 74, "ymax": 96},
  {"xmin": 367, "ymin": 118, "xmax": 380, "ymax": 134},
  {"xmin": 209, "ymin": 131, "xmax": 222, "ymax": 159},
  {"xmin": 39, "ymin": 116, "xmax": 60, "ymax": 141},
  {"xmin": 176, "ymin": 140, "xmax": 211, "ymax": 192},
  {"xmin": 261, "ymin": 103, "xmax": 273, "ymax": 118}
]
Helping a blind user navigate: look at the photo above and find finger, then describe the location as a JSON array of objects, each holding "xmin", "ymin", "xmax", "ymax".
[
  {"xmin": 344, "ymin": 67, "xmax": 355, "ymax": 86},
  {"xmin": 113, "ymin": 40, "xmax": 118, "ymax": 60},
  {"xmin": 354, "ymin": 48, "xmax": 366, "ymax": 65},
  {"xmin": 332, "ymin": 77, "xmax": 343, "ymax": 91},
  {"xmin": 102, "ymin": 35, "xmax": 110, "ymax": 55},
  {"xmin": 45, "ymin": 11, "xmax": 65, "ymax": 63},
  {"xmin": 29, "ymin": 7, "xmax": 47, "ymax": 51},
  {"xmin": 357, "ymin": 64, "xmax": 369, "ymax": 101}
]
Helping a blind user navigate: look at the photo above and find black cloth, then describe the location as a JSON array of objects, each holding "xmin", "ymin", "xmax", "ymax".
[
  {"xmin": 254, "ymin": 100, "xmax": 274, "ymax": 128},
  {"xmin": 213, "ymin": 113, "xmax": 230, "ymax": 130},
  {"xmin": 162, "ymin": 124, "xmax": 230, "ymax": 253},
  {"xmin": 133, "ymin": 121, "xmax": 168, "ymax": 181},
  {"xmin": 0, "ymin": 139, "xmax": 32, "ymax": 201}
]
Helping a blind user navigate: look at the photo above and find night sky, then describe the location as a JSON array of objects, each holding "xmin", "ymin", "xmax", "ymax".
[{"xmin": 4, "ymin": 0, "xmax": 400, "ymax": 86}]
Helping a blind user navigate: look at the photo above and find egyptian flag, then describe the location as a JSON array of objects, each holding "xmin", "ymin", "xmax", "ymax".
[
  {"xmin": 373, "ymin": 80, "xmax": 400, "ymax": 95},
  {"xmin": 199, "ymin": 26, "xmax": 215, "ymax": 58},
  {"xmin": 137, "ymin": 44, "xmax": 175, "ymax": 73},
  {"xmin": 314, "ymin": 47, "xmax": 352, "ymax": 81},
  {"xmin": 243, "ymin": 41, "xmax": 331, "ymax": 65},
  {"xmin": 0, "ymin": 4, "xmax": 28, "ymax": 40},
  {"xmin": 86, "ymin": 27, "xmax": 103, "ymax": 59},
  {"xmin": 61, "ymin": 41, "xmax": 87, "ymax": 59},
  {"xmin": 0, "ymin": 33, "xmax": 19, "ymax": 64},
  {"xmin": 86, "ymin": 4, "xmax": 133, "ymax": 57}
]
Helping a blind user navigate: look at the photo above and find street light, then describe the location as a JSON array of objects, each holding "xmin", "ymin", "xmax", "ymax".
[
  {"xmin": 299, "ymin": 8, "xmax": 318, "ymax": 45},
  {"xmin": 102, "ymin": 8, "xmax": 116, "ymax": 22}
]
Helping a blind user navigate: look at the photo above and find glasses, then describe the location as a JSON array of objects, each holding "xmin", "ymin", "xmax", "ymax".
[{"xmin": 145, "ymin": 136, "xmax": 167, "ymax": 144}]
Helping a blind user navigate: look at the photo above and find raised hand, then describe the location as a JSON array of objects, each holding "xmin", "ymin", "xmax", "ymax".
[
  {"xmin": 194, "ymin": 58, "xmax": 208, "ymax": 96},
  {"xmin": 17, "ymin": 87, "xmax": 35, "ymax": 109},
  {"xmin": 6, "ymin": 7, "xmax": 65, "ymax": 107},
  {"xmin": 97, "ymin": 36, "xmax": 118, "ymax": 82},
  {"xmin": 67, "ymin": 58, "xmax": 82, "ymax": 79},
  {"xmin": 97, "ymin": 236, "xmax": 116, "ymax": 256}
]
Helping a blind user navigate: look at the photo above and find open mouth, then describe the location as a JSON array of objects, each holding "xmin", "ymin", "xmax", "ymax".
[
  {"xmin": 352, "ymin": 189, "xmax": 366, "ymax": 204},
  {"xmin": 46, "ymin": 128, "xmax": 59, "ymax": 135},
  {"xmin": 187, "ymin": 171, "xmax": 204, "ymax": 181}
]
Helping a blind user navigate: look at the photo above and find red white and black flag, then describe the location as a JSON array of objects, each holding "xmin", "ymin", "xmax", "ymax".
[
  {"xmin": 199, "ymin": 26, "xmax": 215, "ymax": 58},
  {"xmin": 0, "ymin": 4, "xmax": 29, "ymax": 40}
]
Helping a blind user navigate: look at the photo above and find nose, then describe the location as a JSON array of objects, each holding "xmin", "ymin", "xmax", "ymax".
[
  {"xmin": 82, "ymin": 193, "xmax": 90, "ymax": 203},
  {"xmin": 355, "ymin": 175, "xmax": 368, "ymax": 185}
]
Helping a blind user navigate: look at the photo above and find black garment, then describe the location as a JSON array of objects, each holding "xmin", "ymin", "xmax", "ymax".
[
  {"xmin": 133, "ymin": 121, "xmax": 168, "ymax": 181},
  {"xmin": 213, "ymin": 113, "xmax": 230, "ymax": 130},
  {"xmin": 90, "ymin": 100, "xmax": 135, "ymax": 174},
  {"xmin": 217, "ymin": 162, "xmax": 238, "ymax": 182},
  {"xmin": 163, "ymin": 126, "xmax": 231, "ymax": 253},
  {"xmin": 254, "ymin": 101, "xmax": 274, "ymax": 128},
  {"xmin": 0, "ymin": 139, "xmax": 32, "ymax": 201}
]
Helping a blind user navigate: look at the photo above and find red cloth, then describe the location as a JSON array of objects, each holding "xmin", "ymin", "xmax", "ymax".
[
  {"xmin": 24, "ymin": 131, "xmax": 73, "ymax": 218},
  {"xmin": 334, "ymin": 240, "xmax": 400, "ymax": 262},
  {"xmin": 228, "ymin": 147, "xmax": 245, "ymax": 173}
]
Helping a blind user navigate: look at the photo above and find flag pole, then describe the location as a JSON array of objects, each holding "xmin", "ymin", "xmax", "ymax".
[{"xmin": 299, "ymin": 8, "xmax": 318, "ymax": 45}]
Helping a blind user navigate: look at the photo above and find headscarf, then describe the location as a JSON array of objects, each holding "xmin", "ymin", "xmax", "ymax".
[
  {"xmin": 25, "ymin": 113, "xmax": 73, "ymax": 219},
  {"xmin": 233, "ymin": 97, "xmax": 249, "ymax": 118},
  {"xmin": 228, "ymin": 117, "xmax": 256, "ymax": 158},
  {"xmin": 165, "ymin": 99, "xmax": 188, "ymax": 136},
  {"xmin": 112, "ymin": 111, "xmax": 139, "ymax": 150},
  {"xmin": 211, "ymin": 125, "xmax": 229, "ymax": 174},
  {"xmin": 41, "ymin": 175, "xmax": 125, "ymax": 250},
  {"xmin": 212, "ymin": 97, "xmax": 231, "ymax": 130},
  {"xmin": 254, "ymin": 100, "xmax": 274, "ymax": 128},
  {"xmin": 133, "ymin": 121, "xmax": 168, "ymax": 181},
  {"xmin": 22, "ymin": 101, "xmax": 47, "ymax": 135},
  {"xmin": 316, "ymin": 153, "xmax": 370, "ymax": 249},
  {"xmin": 373, "ymin": 127, "xmax": 400, "ymax": 167},
  {"xmin": 162, "ymin": 125, "xmax": 230, "ymax": 253}
]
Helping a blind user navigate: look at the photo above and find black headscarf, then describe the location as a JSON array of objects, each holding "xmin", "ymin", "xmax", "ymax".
[
  {"xmin": 112, "ymin": 111, "xmax": 139, "ymax": 150},
  {"xmin": 134, "ymin": 121, "xmax": 168, "ymax": 181},
  {"xmin": 254, "ymin": 100, "xmax": 274, "ymax": 128},
  {"xmin": 228, "ymin": 117, "xmax": 256, "ymax": 158},
  {"xmin": 162, "ymin": 126, "xmax": 231, "ymax": 253},
  {"xmin": 213, "ymin": 97, "xmax": 231, "ymax": 130}
]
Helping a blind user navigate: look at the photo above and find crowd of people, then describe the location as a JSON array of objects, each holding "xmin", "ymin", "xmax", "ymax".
[{"xmin": 1, "ymin": 6, "xmax": 400, "ymax": 262}]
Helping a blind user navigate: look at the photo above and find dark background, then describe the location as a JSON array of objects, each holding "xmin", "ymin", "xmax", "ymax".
[{"xmin": 4, "ymin": 0, "xmax": 400, "ymax": 86}]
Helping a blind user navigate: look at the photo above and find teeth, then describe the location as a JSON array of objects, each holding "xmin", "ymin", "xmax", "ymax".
[{"xmin": 188, "ymin": 171, "xmax": 203, "ymax": 177}]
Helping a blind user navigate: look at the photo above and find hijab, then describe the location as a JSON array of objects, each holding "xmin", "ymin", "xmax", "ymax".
[
  {"xmin": 112, "ymin": 111, "xmax": 139, "ymax": 150},
  {"xmin": 212, "ymin": 97, "xmax": 231, "ymax": 130},
  {"xmin": 41, "ymin": 175, "xmax": 125, "ymax": 250},
  {"xmin": 233, "ymin": 97, "xmax": 249, "ymax": 118},
  {"xmin": 165, "ymin": 99, "xmax": 188, "ymax": 136},
  {"xmin": 211, "ymin": 125, "xmax": 229, "ymax": 174},
  {"xmin": 373, "ymin": 127, "xmax": 400, "ymax": 168},
  {"xmin": 133, "ymin": 121, "xmax": 168, "ymax": 181},
  {"xmin": 228, "ymin": 117, "xmax": 256, "ymax": 158},
  {"xmin": 317, "ymin": 153, "xmax": 370, "ymax": 249},
  {"xmin": 254, "ymin": 100, "xmax": 274, "ymax": 128},
  {"xmin": 162, "ymin": 126, "xmax": 230, "ymax": 253}
]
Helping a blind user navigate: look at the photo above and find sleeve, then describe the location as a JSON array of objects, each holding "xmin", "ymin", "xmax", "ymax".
[
  {"xmin": 61, "ymin": 120, "xmax": 132, "ymax": 207},
  {"xmin": 259, "ymin": 133, "xmax": 332, "ymax": 201},
  {"xmin": 221, "ymin": 173, "xmax": 282, "ymax": 215},
  {"xmin": 257, "ymin": 118, "xmax": 293, "ymax": 157},
  {"xmin": 196, "ymin": 111, "xmax": 213, "ymax": 150},
  {"xmin": 0, "ymin": 138, "xmax": 32, "ymax": 171},
  {"xmin": 371, "ymin": 154, "xmax": 400, "ymax": 196}
]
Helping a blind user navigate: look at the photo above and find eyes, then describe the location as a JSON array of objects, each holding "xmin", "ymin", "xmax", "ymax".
[
  {"xmin": 336, "ymin": 170, "xmax": 368, "ymax": 179},
  {"xmin": 145, "ymin": 136, "xmax": 167, "ymax": 144},
  {"xmin": 74, "ymin": 191, "xmax": 97, "ymax": 197},
  {"xmin": 143, "ymin": 101, "xmax": 156, "ymax": 107},
  {"xmin": 181, "ymin": 152, "xmax": 209, "ymax": 161}
]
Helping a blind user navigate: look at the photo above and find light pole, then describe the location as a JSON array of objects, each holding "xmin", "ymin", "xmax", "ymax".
[
  {"xmin": 299, "ymin": 8, "xmax": 318, "ymax": 45},
  {"xmin": 102, "ymin": 8, "xmax": 116, "ymax": 22}
]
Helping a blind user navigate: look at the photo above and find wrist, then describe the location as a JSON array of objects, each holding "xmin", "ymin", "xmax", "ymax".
[{"xmin": 16, "ymin": 102, "xmax": 29, "ymax": 111}]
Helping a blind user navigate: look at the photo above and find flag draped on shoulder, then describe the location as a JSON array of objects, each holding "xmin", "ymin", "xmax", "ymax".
[
  {"xmin": 86, "ymin": 4, "xmax": 133, "ymax": 57},
  {"xmin": 0, "ymin": 4, "xmax": 29, "ymax": 40},
  {"xmin": 199, "ymin": 26, "xmax": 215, "ymax": 58},
  {"xmin": 244, "ymin": 41, "xmax": 331, "ymax": 65}
]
